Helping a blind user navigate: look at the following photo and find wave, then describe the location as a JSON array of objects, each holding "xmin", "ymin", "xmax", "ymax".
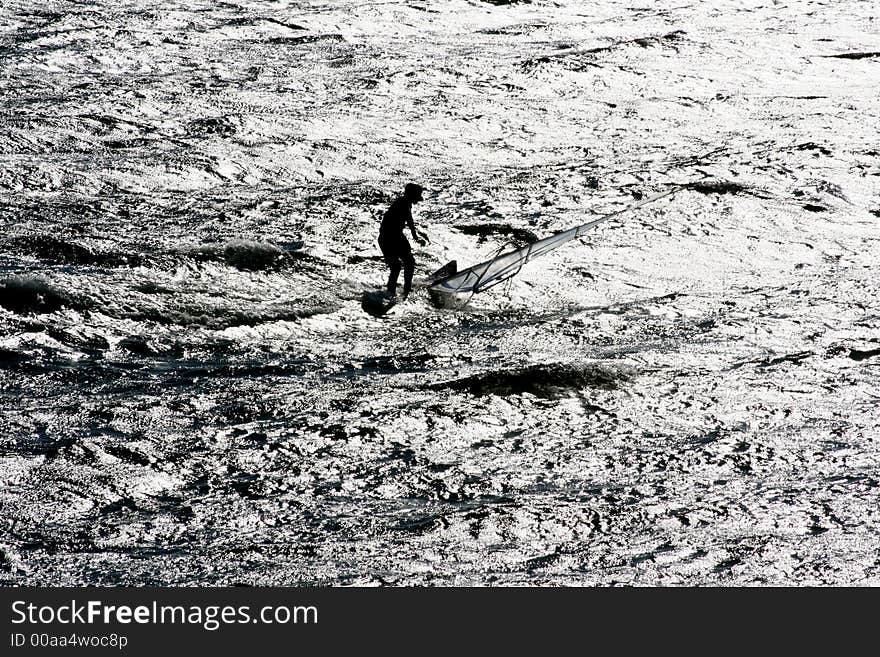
[
  {"xmin": 129, "ymin": 300, "xmax": 340, "ymax": 329},
  {"xmin": 4, "ymin": 234, "xmax": 141, "ymax": 267},
  {"xmin": 179, "ymin": 239, "xmax": 310, "ymax": 271},
  {"xmin": 0, "ymin": 276, "xmax": 85, "ymax": 315}
]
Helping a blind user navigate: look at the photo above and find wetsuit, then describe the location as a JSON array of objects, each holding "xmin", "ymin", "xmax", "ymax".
[{"xmin": 378, "ymin": 197, "xmax": 416, "ymax": 297}]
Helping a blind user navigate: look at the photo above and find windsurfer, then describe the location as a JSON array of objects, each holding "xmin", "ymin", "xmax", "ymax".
[{"xmin": 378, "ymin": 183, "xmax": 428, "ymax": 299}]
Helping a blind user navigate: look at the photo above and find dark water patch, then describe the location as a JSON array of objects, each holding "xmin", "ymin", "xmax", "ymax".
[
  {"xmin": 0, "ymin": 354, "xmax": 132, "ymax": 378},
  {"xmin": 714, "ymin": 556, "xmax": 743, "ymax": 572},
  {"xmin": 803, "ymin": 204, "xmax": 827, "ymax": 213},
  {"xmin": 102, "ymin": 443, "xmax": 154, "ymax": 468},
  {"xmin": 0, "ymin": 347, "xmax": 31, "ymax": 365},
  {"xmin": 795, "ymin": 141, "xmax": 832, "ymax": 156},
  {"xmin": 0, "ymin": 199, "xmax": 100, "ymax": 226},
  {"xmin": 393, "ymin": 515, "xmax": 442, "ymax": 534},
  {"xmin": 98, "ymin": 498, "xmax": 140, "ymax": 515},
  {"xmin": 118, "ymin": 336, "xmax": 185, "ymax": 358},
  {"xmin": 218, "ymin": 16, "xmax": 307, "ymax": 31},
  {"xmin": 347, "ymin": 254, "xmax": 384, "ymax": 264},
  {"xmin": 265, "ymin": 34, "xmax": 344, "ymax": 45},
  {"xmin": 524, "ymin": 548, "xmax": 563, "ymax": 572},
  {"xmin": 260, "ymin": 17, "xmax": 307, "ymax": 31},
  {"xmin": 684, "ymin": 180, "xmax": 753, "ymax": 196},
  {"xmin": 104, "ymin": 137, "xmax": 154, "ymax": 150},
  {"xmin": 213, "ymin": 400, "xmax": 275, "ymax": 424},
  {"xmin": 343, "ymin": 353, "xmax": 437, "ymax": 375},
  {"xmin": 238, "ymin": 431, "xmax": 269, "ymax": 446},
  {"xmin": 0, "ymin": 547, "xmax": 21, "ymax": 574},
  {"xmin": 187, "ymin": 116, "xmax": 236, "ymax": 137},
  {"xmin": 456, "ymin": 198, "xmax": 506, "ymax": 220},
  {"xmin": 133, "ymin": 281, "xmax": 176, "ymax": 295},
  {"xmin": 453, "ymin": 223, "xmax": 538, "ymax": 246},
  {"xmin": 44, "ymin": 327, "xmax": 109, "ymax": 353},
  {"xmin": 16, "ymin": 9, "xmax": 64, "ymax": 22},
  {"xmin": 870, "ymin": 209, "xmax": 880, "ymax": 218},
  {"xmin": 631, "ymin": 30, "xmax": 686, "ymax": 48},
  {"xmin": 382, "ymin": 445, "xmax": 418, "ymax": 465},
  {"xmin": 198, "ymin": 337, "xmax": 240, "ymax": 356},
  {"xmin": 848, "ymin": 347, "xmax": 880, "ymax": 361},
  {"xmin": 814, "ymin": 180, "xmax": 848, "ymax": 201},
  {"xmin": 0, "ymin": 277, "xmax": 85, "ymax": 315},
  {"xmin": 214, "ymin": 396, "xmax": 283, "ymax": 423},
  {"xmin": 338, "ymin": 188, "xmax": 396, "ymax": 207},
  {"xmin": 757, "ymin": 351, "xmax": 812, "ymax": 368},
  {"xmin": 824, "ymin": 474, "xmax": 880, "ymax": 488},
  {"xmin": 771, "ymin": 95, "xmax": 827, "ymax": 100},
  {"xmin": 424, "ymin": 478, "xmax": 476, "ymax": 503},
  {"xmin": 17, "ymin": 527, "xmax": 101, "ymax": 555},
  {"xmin": 478, "ymin": 24, "xmax": 540, "ymax": 36},
  {"xmin": 690, "ymin": 429, "xmax": 723, "ymax": 446},
  {"xmin": 428, "ymin": 363, "xmax": 622, "ymax": 398},
  {"xmin": 525, "ymin": 30, "xmax": 685, "ymax": 68},
  {"xmin": 5, "ymin": 235, "xmax": 94, "ymax": 264},
  {"xmin": 8, "ymin": 431, "xmax": 77, "ymax": 459},
  {"xmin": 229, "ymin": 473, "xmax": 264, "ymax": 500},
  {"xmin": 823, "ymin": 52, "xmax": 880, "ymax": 60}
]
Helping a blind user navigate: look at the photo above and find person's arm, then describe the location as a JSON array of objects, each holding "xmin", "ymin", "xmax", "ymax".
[{"xmin": 406, "ymin": 206, "xmax": 427, "ymax": 245}]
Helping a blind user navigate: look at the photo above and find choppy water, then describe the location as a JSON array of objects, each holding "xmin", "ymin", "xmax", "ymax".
[{"xmin": 1, "ymin": 0, "xmax": 879, "ymax": 585}]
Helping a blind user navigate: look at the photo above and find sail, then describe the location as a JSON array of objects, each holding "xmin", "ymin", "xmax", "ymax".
[{"xmin": 429, "ymin": 188, "xmax": 679, "ymax": 296}]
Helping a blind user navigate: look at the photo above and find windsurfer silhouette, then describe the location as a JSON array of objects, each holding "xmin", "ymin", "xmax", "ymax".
[{"xmin": 378, "ymin": 183, "xmax": 427, "ymax": 299}]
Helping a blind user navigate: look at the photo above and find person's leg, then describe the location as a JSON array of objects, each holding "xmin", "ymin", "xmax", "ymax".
[
  {"xmin": 400, "ymin": 238, "xmax": 415, "ymax": 298},
  {"xmin": 379, "ymin": 237, "xmax": 401, "ymax": 296},
  {"xmin": 387, "ymin": 259, "xmax": 401, "ymax": 296}
]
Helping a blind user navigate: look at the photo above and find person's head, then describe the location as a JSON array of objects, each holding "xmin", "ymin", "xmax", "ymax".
[{"xmin": 404, "ymin": 183, "xmax": 424, "ymax": 204}]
